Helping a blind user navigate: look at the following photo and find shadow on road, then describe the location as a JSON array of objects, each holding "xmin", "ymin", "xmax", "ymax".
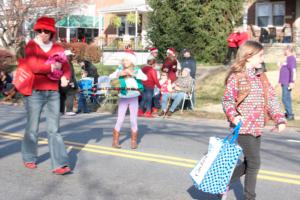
[
  {"xmin": 187, "ymin": 178, "xmax": 244, "ymax": 200},
  {"xmin": 67, "ymin": 128, "xmax": 103, "ymax": 169}
]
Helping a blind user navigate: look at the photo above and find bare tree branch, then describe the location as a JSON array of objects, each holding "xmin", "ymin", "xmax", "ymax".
[{"xmin": 0, "ymin": 0, "xmax": 85, "ymax": 50}]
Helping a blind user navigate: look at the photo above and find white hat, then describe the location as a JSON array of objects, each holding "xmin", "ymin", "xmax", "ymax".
[
  {"xmin": 147, "ymin": 54, "xmax": 156, "ymax": 61},
  {"xmin": 123, "ymin": 50, "xmax": 136, "ymax": 65},
  {"xmin": 64, "ymin": 50, "xmax": 74, "ymax": 56}
]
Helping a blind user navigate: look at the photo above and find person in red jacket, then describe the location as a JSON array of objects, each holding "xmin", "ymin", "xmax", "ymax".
[
  {"xmin": 237, "ymin": 28, "xmax": 250, "ymax": 47},
  {"xmin": 162, "ymin": 48, "xmax": 177, "ymax": 83},
  {"xmin": 224, "ymin": 28, "xmax": 239, "ymax": 65},
  {"xmin": 21, "ymin": 16, "xmax": 72, "ymax": 175},
  {"xmin": 138, "ymin": 55, "xmax": 161, "ymax": 117}
]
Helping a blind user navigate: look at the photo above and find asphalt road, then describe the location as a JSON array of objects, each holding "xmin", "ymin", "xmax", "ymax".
[{"xmin": 0, "ymin": 105, "xmax": 299, "ymax": 200}]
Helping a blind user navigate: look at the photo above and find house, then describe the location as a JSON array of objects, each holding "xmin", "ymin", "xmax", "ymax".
[
  {"xmin": 246, "ymin": 0, "xmax": 300, "ymax": 61},
  {"xmin": 97, "ymin": 0, "xmax": 152, "ymax": 50}
]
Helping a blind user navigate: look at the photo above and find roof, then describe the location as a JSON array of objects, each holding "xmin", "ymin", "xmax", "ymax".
[
  {"xmin": 98, "ymin": 1, "xmax": 152, "ymax": 14},
  {"xmin": 56, "ymin": 15, "xmax": 101, "ymax": 28}
]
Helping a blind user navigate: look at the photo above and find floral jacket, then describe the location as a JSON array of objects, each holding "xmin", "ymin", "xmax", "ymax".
[{"xmin": 222, "ymin": 68, "xmax": 286, "ymax": 137}]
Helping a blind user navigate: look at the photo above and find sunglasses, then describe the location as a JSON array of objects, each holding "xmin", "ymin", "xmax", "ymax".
[{"xmin": 37, "ymin": 29, "xmax": 52, "ymax": 34}]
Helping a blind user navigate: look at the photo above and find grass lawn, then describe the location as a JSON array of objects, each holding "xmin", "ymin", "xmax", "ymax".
[{"xmin": 196, "ymin": 64, "xmax": 300, "ymax": 126}]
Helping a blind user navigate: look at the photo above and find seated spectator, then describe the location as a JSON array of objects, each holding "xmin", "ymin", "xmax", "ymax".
[
  {"xmin": 138, "ymin": 55, "xmax": 161, "ymax": 117},
  {"xmin": 0, "ymin": 70, "xmax": 15, "ymax": 102},
  {"xmin": 159, "ymin": 68, "xmax": 193, "ymax": 116},
  {"xmin": 152, "ymin": 71, "xmax": 171, "ymax": 114}
]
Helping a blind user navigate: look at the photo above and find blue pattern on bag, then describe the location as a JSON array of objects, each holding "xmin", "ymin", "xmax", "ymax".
[{"xmin": 196, "ymin": 122, "xmax": 243, "ymax": 194}]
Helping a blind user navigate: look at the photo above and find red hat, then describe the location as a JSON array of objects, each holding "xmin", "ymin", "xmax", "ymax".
[
  {"xmin": 166, "ymin": 48, "xmax": 176, "ymax": 56},
  {"xmin": 34, "ymin": 16, "xmax": 56, "ymax": 34},
  {"xmin": 150, "ymin": 47, "xmax": 158, "ymax": 53}
]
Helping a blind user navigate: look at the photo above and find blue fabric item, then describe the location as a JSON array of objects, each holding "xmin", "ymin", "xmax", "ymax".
[{"xmin": 193, "ymin": 122, "xmax": 243, "ymax": 194}]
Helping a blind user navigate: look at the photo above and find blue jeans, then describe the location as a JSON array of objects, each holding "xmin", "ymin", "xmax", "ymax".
[
  {"xmin": 22, "ymin": 90, "xmax": 69, "ymax": 170},
  {"xmin": 161, "ymin": 92, "xmax": 185, "ymax": 112},
  {"xmin": 283, "ymin": 36, "xmax": 291, "ymax": 43},
  {"xmin": 281, "ymin": 85, "xmax": 294, "ymax": 118},
  {"xmin": 77, "ymin": 93, "xmax": 88, "ymax": 113},
  {"xmin": 139, "ymin": 87, "xmax": 154, "ymax": 112}
]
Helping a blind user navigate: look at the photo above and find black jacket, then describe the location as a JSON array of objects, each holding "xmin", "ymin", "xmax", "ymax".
[{"xmin": 180, "ymin": 57, "xmax": 197, "ymax": 79}]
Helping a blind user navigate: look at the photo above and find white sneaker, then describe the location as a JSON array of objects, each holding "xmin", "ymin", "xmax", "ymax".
[{"xmin": 65, "ymin": 112, "xmax": 76, "ymax": 116}]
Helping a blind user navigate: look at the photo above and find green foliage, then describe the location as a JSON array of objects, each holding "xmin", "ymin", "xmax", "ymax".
[
  {"xmin": 110, "ymin": 15, "xmax": 122, "ymax": 28},
  {"xmin": 147, "ymin": 0, "xmax": 244, "ymax": 63},
  {"xmin": 126, "ymin": 12, "xmax": 140, "ymax": 25}
]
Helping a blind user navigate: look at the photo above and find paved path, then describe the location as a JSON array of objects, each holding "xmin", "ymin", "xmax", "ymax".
[{"xmin": 0, "ymin": 105, "xmax": 299, "ymax": 200}]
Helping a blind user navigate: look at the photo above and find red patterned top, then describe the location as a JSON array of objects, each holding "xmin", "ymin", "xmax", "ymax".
[{"xmin": 222, "ymin": 68, "xmax": 286, "ymax": 137}]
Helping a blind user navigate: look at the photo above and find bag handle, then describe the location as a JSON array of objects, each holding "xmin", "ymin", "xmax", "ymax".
[{"xmin": 224, "ymin": 121, "xmax": 242, "ymax": 144}]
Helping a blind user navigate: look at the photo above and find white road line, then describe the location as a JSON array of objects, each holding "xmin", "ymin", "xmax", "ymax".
[{"xmin": 287, "ymin": 139, "xmax": 300, "ymax": 143}]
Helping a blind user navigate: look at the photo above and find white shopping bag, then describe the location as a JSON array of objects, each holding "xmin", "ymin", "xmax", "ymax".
[{"xmin": 190, "ymin": 136, "xmax": 223, "ymax": 186}]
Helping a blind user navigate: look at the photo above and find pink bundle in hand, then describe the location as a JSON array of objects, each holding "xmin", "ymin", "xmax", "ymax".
[
  {"xmin": 46, "ymin": 52, "xmax": 68, "ymax": 80},
  {"xmin": 45, "ymin": 52, "xmax": 68, "ymax": 65},
  {"xmin": 48, "ymin": 69, "xmax": 64, "ymax": 80}
]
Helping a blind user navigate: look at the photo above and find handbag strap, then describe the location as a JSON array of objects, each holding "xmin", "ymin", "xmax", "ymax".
[{"xmin": 224, "ymin": 121, "xmax": 242, "ymax": 144}]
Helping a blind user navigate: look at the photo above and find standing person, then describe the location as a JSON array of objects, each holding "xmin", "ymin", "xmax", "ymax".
[
  {"xmin": 60, "ymin": 50, "xmax": 77, "ymax": 116},
  {"xmin": 282, "ymin": 23, "xmax": 292, "ymax": 43},
  {"xmin": 162, "ymin": 48, "xmax": 178, "ymax": 83},
  {"xmin": 22, "ymin": 16, "xmax": 71, "ymax": 175},
  {"xmin": 224, "ymin": 28, "xmax": 239, "ymax": 65},
  {"xmin": 237, "ymin": 27, "xmax": 250, "ymax": 48},
  {"xmin": 279, "ymin": 45, "xmax": 297, "ymax": 121},
  {"xmin": 222, "ymin": 40, "xmax": 286, "ymax": 199},
  {"xmin": 149, "ymin": 47, "xmax": 159, "ymax": 58},
  {"xmin": 78, "ymin": 60, "xmax": 99, "ymax": 84},
  {"xmin": 180, "ymin": 48, "xmax": 197, "ymax": 79},
  {"xmin": 109, "ymin": 51, "xmax": 147, "ymax": 149},
  {"xmin": 76, "ymin": 70, "xmax": 90, "ymax": 114},
  {"xmin": 180, "ymin": 49, "xmax": 197, "ymax": 107},
  {"xmin": 138, "ymin": 55, "xmax": 161, "ymax": 117}
]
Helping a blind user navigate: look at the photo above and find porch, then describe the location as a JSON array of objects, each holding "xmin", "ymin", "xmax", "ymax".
[{"xmin": 98, "ymin": 0, "xmax": 152, "ymax": 50}]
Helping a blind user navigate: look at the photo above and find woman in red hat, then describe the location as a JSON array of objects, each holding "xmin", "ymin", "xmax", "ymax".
[
  {"xmin": 21, "ymin": 16, "xmax": 72, "ymax": 175},
  {"xmin": 162, "ymin": 48, "xmax": 178, "ymax": 83}
]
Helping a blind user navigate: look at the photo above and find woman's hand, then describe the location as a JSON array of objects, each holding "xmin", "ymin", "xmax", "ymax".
[
  {"xmin": 60, "ymin": 76, "xmax": 69, "ymax": 87},
  {"xmin": 233, "ymin": 115, "xmax": 242, "ymax": 126}
]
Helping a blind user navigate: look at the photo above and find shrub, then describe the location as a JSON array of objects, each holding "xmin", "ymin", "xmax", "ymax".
[
  {"xmin": 147, "ymin": 0, "xmax": 244, "ymax": 63},
  {"xmin": 0, "ymin": 49, "xmax": 14, "ymax": 71},
  {"xmin": 60, "ymin": 42, "xmax": 101, "ymax": 63},
  {"xmin": 84, "ymin": 45, "xmax": 101, "ymax": 63}
]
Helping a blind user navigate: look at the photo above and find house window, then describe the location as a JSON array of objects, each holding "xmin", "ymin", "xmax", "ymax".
[
  {"xmin": 256, "ymin": 2, "xmax": 285, "ymax": 27},
  {"xmin": 117, "ymin": 15, "xmax": 141, "ymax": 37}
]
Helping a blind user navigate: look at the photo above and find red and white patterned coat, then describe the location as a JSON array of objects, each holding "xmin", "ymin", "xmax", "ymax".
[{"xmin": 222, "ymin": 68, "xmax": 286, "ymax": 137}]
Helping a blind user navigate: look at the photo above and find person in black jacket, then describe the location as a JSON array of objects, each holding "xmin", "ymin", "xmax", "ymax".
[
  {"xmin": 180, "ymin": 49, "xmax": 196, "ymax": 107},
  {"xmin": 180, "ymin": 49, "xmax": 196, "ymax": 79},
  {"xmin": 78, "ymin": 59, "xmax": 99, "ymax": 84},
  {"xmin": 60, "ymin": 50, "xmax": 78, "ymax": 115}
]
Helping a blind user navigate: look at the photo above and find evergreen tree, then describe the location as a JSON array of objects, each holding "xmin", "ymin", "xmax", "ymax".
[{"xmin": 147, "ymin": 0, "xmax": 244, "ymax": 63}]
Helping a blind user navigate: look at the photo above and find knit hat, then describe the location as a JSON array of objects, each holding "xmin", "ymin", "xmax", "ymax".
[
  {"xmin": 147, "ymin": 54, "xmax": 156, "ymax": 61},
  {"xmin": 149, "ymin": 47, "xmax": 158, "ymax": 53},
  {"xmin": 34, "ymin": 16, "xmax": 56, "ymax": 34},
  {"xmin": 122, "ymin": 50, "xmax": 137, "ymax": 65},
  {"xmin": 166, "ymin": 48, "xmax": 176, "ymax": 56}
]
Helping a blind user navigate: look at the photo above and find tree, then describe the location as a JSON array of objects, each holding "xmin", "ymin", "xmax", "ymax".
[
  {"xmin": 147, "ymin": 0, "xmax": 244, "ymax": 63},
  {"xmin": 0, "ymin": 0, "xmax": 83, "ymax": 52}
]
